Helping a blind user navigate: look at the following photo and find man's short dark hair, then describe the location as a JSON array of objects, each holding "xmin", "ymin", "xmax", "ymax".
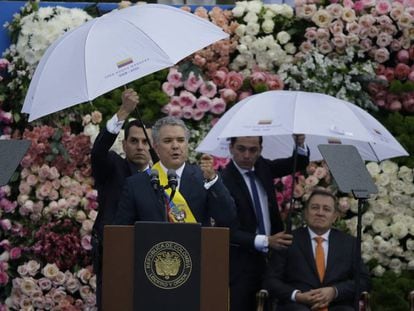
[
  {"xmin": 124, "ymin": 119, "xmax": 152, "ymax": 140},
  {"xmin": 229, "ymin": 136, "xmax": 263, "ymax": 146},
  {"xmin": 305, "ymin": 188, "xmax": 338, "ymax": 211}
]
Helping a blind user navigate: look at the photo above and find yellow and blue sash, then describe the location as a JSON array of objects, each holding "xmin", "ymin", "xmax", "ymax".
[{"xmin": 152, "ymin": 162, "xmax": 197, "ymax": 223}]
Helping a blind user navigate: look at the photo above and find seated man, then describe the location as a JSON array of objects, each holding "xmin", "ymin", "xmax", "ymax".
[{"xmin": 264, "ymin": 188, "xmax": 371, "ymax": 311}]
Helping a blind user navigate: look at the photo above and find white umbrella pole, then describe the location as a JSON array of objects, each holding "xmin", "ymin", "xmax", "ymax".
[{"xmin": 285, "ymin": 143, "xmax": 299, "ymax": 234}]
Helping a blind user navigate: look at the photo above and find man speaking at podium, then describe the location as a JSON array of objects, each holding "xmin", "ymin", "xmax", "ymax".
[{"xmin": 113, "ymin": 116, "xmax": 236, "ymax": 227}]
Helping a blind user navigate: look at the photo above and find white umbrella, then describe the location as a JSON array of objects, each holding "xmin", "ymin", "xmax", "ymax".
[
  {"xmin": 22, "ymin": 4, "xmax": 228, "ymax": 122},
  {"xmin": 196, "ymin": 90, "xmax": 408, "ymax": 162}
]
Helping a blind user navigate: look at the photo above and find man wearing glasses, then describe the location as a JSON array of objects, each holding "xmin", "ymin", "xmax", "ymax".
[{"xmin": 221, "ymin": 135, "xmax": 309, "ymax": 311}]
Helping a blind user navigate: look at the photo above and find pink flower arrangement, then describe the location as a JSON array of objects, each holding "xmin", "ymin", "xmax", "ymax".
[{"xmin": 181, "ymin": 6, "xmax": 239, "ymax": 76}]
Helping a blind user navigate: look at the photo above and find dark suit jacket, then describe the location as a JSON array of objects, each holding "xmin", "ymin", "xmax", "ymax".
[
  {"xmin": 113, "ymin": 163, "xmax": 236, "ymax": 227},
  {"xmin": 264, "ymin": 227, "xmax": 371, "ymax": 307},
  {"xmin": 91, "ymin": 127, "xmax": 140, "ymax": 239},
  {"xmin": 221, "ymin": 154, "xmax": 309, "ymax": 282}
]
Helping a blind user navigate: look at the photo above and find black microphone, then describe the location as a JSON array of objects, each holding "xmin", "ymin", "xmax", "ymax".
[
  {"xmin": 167, "ymin": 169, "xmax": 178, "ymax": 192},
  {"xmin": 149, "ymin": 169, "xmax": 160, "ymax": 191},
  {"xmin": 167, "ymin": 169, "xmax": 178, "ymax": 202}
]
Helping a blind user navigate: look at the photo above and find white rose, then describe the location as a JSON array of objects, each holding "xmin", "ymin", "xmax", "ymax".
[
  {"xmin": 235, "ymin": 24, "xmax": 247, "ymax": 37},
  {"xmin": 284, "ymin": 43, "xmax": 297, "ymax": 55},
  {"xmin": 262, "ymin": 19, "xmax": 275, "ymax": 34},
  {"xmin": 311, "ymin": 9, "xmax": 333, "ymax": 28},
  {"xmin": 380, "ymin": 160, "xmax": 399, "ymax": 174},
  {"xmin": 245, "ymin": 23, "xmax": 260, "ymax": 36},
  {"xmin": 408, "ymin": 260, "xmax": 414, "ymax": 270},
  {"xmin": 276, "ymin": 31, "xmax": 291, "ymax": 45},
  {"xmin": 42, "ymin": 263, "xmax": 59, "ymax": 279},
  {"xmin": 407, "ymin": 239, "xmax": 414, "ymax": 251},
  {"xmin": 372, "ymin": 265, "xmax": 385, "ymax": 277},
  {"xmin": 247, "ymin": 1, "xmax": 263, "ymax": 14},
  {"xmin": 376, "ymin": 173, "xmax": 390, "ymax": 187},
  {"xmin": 20, "ymin": 277, "xmax": 38, "ymax": 296},
  {"xmin": 402, "ymin": 183, "xmax": 414, "ymax": 195},
  {"xmin": 366, "ymin": 162, "xmax": 380, "ymax": 177},
  {"xmin": 232, "ymin": 5, "xmax": 246, "ymax": 18},
  {"xmin": 390, "ymin": 222, "xmax": 408, "ymax": 239},
  {"xmin": 281, "ymin": 4, "xmax": 294, "ymax": 18},
  {"xmin": 362, "ymin": 211, "xmax": 375, "ymax": 226},
  {"xmin": 243, "ymin": 11, "xmax": 259, "ymax": 24},
  {"xmin": 398, "ymin": 166, "xmax": 413, "ymax": 183},
  {"xmin": 26, "ymin": 260, "xmax": 41, "ymax": 276}
]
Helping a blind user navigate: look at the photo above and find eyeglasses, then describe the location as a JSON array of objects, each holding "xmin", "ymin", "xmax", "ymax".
[{"xmin": 234, "ymin": 145, "xmax": 260, "ymax": 154}]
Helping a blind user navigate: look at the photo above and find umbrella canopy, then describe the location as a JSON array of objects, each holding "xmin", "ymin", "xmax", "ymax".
[
  {"xmin": 196, "ymin": 90, "xmax": 408, "ymax": 162},
  {"xmin": 22, "ymin": 4, "xmax": 229, "ymax": 122}
]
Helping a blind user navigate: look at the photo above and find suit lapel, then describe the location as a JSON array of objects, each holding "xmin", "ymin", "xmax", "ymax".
[
  {"xmin": 227, "ymin": 161, "xmax": 255, "ymax": 211},
  {"xmin": 324, "ymin": 229, "xmax": 339, "ymax": 283},
  {"xmin": 296, "ymin": 228, "xmax": 320, "ymax": 282}
]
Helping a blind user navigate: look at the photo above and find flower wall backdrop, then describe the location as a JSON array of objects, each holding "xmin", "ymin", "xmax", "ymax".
[{"xmin": 1, "ymin": 0, "xmax": 414, "ymax": 310}]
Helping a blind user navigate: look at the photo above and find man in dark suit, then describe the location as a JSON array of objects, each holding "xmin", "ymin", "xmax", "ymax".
[
  {"xmin": 91, "ymin": 88, "xmax": 151, "ymax": 310},
  {"xmin": 113, "ymin": 116, "xmax": 236, "ymax": 228},
  {"xmin": 220, "ymin": 136, "xmax": 309, "ymax": 311},
  {"xmin": 264, "ymin": 189, "xmax": 371, "ymax": 310}
]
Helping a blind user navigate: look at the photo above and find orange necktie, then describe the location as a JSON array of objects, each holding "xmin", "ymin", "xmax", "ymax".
[{"xmin": 314, "ymin": 236, "xmax": 328, "ymax": 311}]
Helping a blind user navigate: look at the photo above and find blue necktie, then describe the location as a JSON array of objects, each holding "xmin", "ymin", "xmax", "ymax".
[{"xmin": 246, "ymin": 171, "xmax": 266, "ymax": 235}]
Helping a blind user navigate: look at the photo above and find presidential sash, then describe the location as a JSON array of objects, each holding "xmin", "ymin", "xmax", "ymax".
[{"xmin": 152, "ymin": 162, "xmax": 197, "ymax": 223}]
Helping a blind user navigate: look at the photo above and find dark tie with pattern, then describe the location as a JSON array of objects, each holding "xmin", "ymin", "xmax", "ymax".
[{"xmin": 246, "ymin": 171, "xmax": 265, "ymax": 235}]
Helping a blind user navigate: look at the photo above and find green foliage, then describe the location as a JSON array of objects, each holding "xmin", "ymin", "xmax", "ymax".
[
  {"xmin": 72, "ymin": 69, "xmax": 169, "ymax": 125},
  {"xmin": 371, "ymin": 270, "xmax": 414, "ymax": 310},
  {"xmin": 389, "ymin": 80, "xmax": 414, "ymax": 94},
  {"xmin": 371, "ymin": 111, "xmax": 414, "ymax": 167}
]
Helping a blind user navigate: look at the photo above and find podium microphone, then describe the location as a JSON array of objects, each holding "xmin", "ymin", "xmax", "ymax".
[
  {"xmin": 149, "ymin": 169, "xmax": 160, "ymax": 191},
  {"xmin": 167, "ymin": 169, "xmax": 178, "ymax": 201}
]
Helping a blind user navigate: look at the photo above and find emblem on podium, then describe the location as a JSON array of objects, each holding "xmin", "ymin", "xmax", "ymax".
[{"xmin": 144, "ymin": 241, "xmax": 192, "ymax": 289}]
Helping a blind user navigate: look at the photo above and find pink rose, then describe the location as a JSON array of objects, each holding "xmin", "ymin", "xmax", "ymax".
[
  {"xmin": 374, "ymin": 48, "xmax": 390, "ymax": 63},
  {"xmin": 193, "ymin": 54, "xmax": 206, "ymax": 67},
  {"xmin": 162, "ymin": 82, "xmax": 175, "ymax": 97},
  {"xmin": 210, "ymin": 98, "xmax": 226, "ymax": 115},
  {"xmin": 388, "ymin": 99, "xmax": 402, "ymax": 111},
  {"xmin": 238, "ymin": 91, "xmax": 253, "ymax": 101},
  {"xmin": 0, "ymin": 271, "xmax": 9, "ymax": 285},
  {"xmin": 81, "ymin": 235, "xmax": 92, "ymax": 251},
  {"xmin": 375, "ymin": 0, "xmax": 391, "ymax": 14},
  {"xmin": 250, "ymin": 72, "xmax": 267, "ymax": 87},
  {"xmin": 178, "ymin": 91, "xmax": 196, "ymax": 107},
  {"xmin": 9, "ymin": 247, "xmax": 21, "ymax": 260},
  {"xmin": 199, "ymin": 81, "xmax": 217, "ymax": 98},
  {"xmin": 267, "ymin": 76, "xmax": 285, "ymax": 90},
  {"xmin": 397, "ymin": 49, "xmax": 410, "ymax": 63},
  {"xmin": 304, "ymin": 27, "xmax": 317, "ymax": 41},
  {"xmin": 402, "ymin": 96, "xmax": 414, "ymax": 112},
  {"xmin": 167, "ymin": 68, "xmax": 183, "ymax": 88},
  {"xmin": 211, "ymin": 70, "xmax": 227, "ymax": 87},
  {"xmin": 182, "ymin": 106, "xmax": 194, "ymax": 119},
  {"xmin": 196, "ymin": 96, "xmax": 212, "ymax": 112},
  {"xmin": 224, "ymin": 71, "xmax": 244, "ymax": 91},
  {"xmin": 184, "ymin": 72, "xmax": 203, "ymax": 93},
  {"xmin": 0, "ymin": 59, "xmax": 9, "ymax": 70},
  {"xmin": 192, "ymin": 108, "xmax": 205, "ymax": 121},
  {"xmin": 169, "ymin": 105, "xmax": 183, "ymax": 118},
  {"xmin": 18, "ymin": 182, "xmax": 31, "ymax": 195},
  {"xmin": 394, "ymin": 63, "xmax": 411, "ymax": 80},
  {"xmin": 220, "ymin": 88, "xmax": 237, "ymax": 103}
]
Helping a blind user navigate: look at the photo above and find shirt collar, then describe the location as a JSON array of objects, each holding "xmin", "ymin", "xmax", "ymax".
[
  {"xmin": 232, "ymin": 159, "xmax": 254, "ymax": 175},
  {"xmin": 307, "ymin": 227, "xmax": 330, "ymax": 241},
  {"xmin": 159, "ymin": 161, "xmax": 185, "ymax": 178}
]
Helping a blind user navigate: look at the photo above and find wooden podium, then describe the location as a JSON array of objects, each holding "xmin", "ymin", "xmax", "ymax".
[{"xmin": 102, "ymin": 224, "xmax": 229, "ymax": 311}]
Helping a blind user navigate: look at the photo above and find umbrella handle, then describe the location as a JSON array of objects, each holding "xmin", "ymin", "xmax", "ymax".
[
  {"xmin": 285, "ymin": 142, "xmax": 299, "ymax": 234},
  {"xmin": 134, "ymin": 107, "xmax": 159, "ymax": 164},
  {"xmin": 122, "ymin": 85, "xmax": 159, "ymax": 164}
]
